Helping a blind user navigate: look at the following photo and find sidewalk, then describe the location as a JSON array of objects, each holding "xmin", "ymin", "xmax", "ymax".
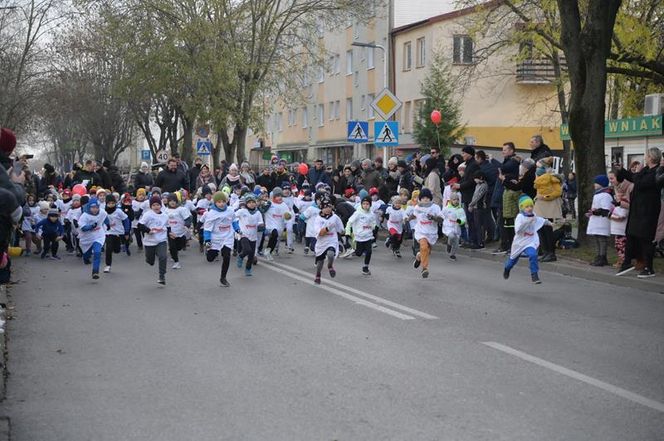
[{"xmin": 457, "ymin": 246, "xmax": 664, "ymax": 294}]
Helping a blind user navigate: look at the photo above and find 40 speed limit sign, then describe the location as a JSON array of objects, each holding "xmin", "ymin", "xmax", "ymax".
[{"xmin": 155, "ymin": 149, "xmax": 170, "ymax": 163}]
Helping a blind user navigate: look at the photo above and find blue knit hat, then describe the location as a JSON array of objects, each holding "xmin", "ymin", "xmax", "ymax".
[
  {"xmin": 594, "ymin": 175, "xmax": 609, "ymax": 188},
  {"xmin": 518, "ymin": 195, "xmax": 534, "ymax": 210}
]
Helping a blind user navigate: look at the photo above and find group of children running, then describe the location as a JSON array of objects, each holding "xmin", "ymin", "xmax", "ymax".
[{"xmin": 19, "ymin": 177, "xmax": 550, "ymax": 286}]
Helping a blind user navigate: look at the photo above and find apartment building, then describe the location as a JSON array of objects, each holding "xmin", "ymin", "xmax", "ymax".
[{"xmin": 393, "ymin": 5, "xmax": 564, "ymax": 154}]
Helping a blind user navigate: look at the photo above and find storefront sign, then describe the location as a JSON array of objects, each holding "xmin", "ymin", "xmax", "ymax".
[{"xmin": 560, "ymin": 114, "xmax": 663, "ymax": 140}]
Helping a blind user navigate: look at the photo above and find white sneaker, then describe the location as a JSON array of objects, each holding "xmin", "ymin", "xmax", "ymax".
[
  {"xmin": 172, "ymin": 262, "xmax": 181, "ymax": 269},
  {"xmin": 265, "ymin": 251, "xmax": 273, "ymax": 261},
  {"xmin": 103, "ymin": 266, "xmax": 111, "ymax": 273},
  {"xmin": 342, "ymin": 248, "xmax": 355, "ymax": 259}
]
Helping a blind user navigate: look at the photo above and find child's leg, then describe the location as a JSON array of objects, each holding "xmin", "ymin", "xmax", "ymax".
[
  {"xmin": 50, "ymin": 235, "xmax": 59, "ymax": 257},
  {"xmin": 286, "ymin": 222, "xmax": 294, "ymax": 249},
  {"xmin": 391, "ymin": 232, "xmax": 402, "ymax": 251},
  {"xmin": 63, "ymin": 222, "xmax": 73, "ymax": 251},
  {"xmin": 525, "ymin": 247, "xmax": 539, "ymax": 275},
  {"xmin": 363, "ymin": 242, "xmax": 372, "ymax": 267},
  {"xmin": 134, "ymin": 228, "xmax": 143, "ymax": 249},
  {"xmin": 105, "ymin": 236, "xmax": 114, "ymax": 266},
  {"xmin": 206, "ymin": 249, "xmax": 219, "ymax": 262},
  {"xmin": 145, "ymin": 245, "xmax": 156, "ymax": 266},
  {"xmin": 156, "ymin": 242, "xmax": 167, "ymax": 279},
  {"xmin": 23, "ymin": 231, "xmax": 32, "ymax": 252},
  {"xmin": 449, "ymin": 232, "xmax": 460, "ymax": 255},
  {"xmin": 267, "ymin": 229, "xmax": 279, "ymax": 252},
  {"xmin": 91, "ymin": 242, "xmax": 102, "ymax": 274},
  {"xmin": 326, "ymin": 248, "xmax": 335, "ymax": 268},
  {"xmin": 419, "ymin": 238, "xmax": 430, "ymax": 269},
  {"xmin": 40, "ymin": 234, "xmax": 51, "ymax": 257},
  {"xmin": 598, "ymin": 235, "xmax": 608, "ymax": 257},
  {"xmin": 220, "ymin": 246, "xmax": 231, "ymax": 279},
  {"xmin": 168, "ymin": 236, "xmax": 179, "ymax": 262},
  {"xmin": 242, "ymin": 239, "xmax": 256, "ymax": 270}
]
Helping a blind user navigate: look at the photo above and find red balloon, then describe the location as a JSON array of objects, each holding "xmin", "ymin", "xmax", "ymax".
[
  {"xmin": 72, "ymin": 184, "xmax": 87, "ymax": 196},
  {"xmin": 298, "ymin": 163, "xmax": 309, "ymax": 176},
  {"xmin": 430, "ymin": 110, "xmax": 442, "ymax": 125}
]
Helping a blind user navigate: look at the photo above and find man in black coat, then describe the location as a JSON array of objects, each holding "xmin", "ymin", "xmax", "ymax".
[
  {"xmin": 108, "ymin": 164, "xmax": 126, "ymax": 194},
  {"xmin": 529, "ymin": 135, "xmax": 552, "ymax": 162},
  {"xmin": 616, "ymin": 147, "xmax": 664, "ymax": 278},
  {"xmin": 453, "ymin": 146, "xmax": 481, "ymax": 247},
  {"xmin": 188, "ymin": 157, "xmax": 203, "ymax": 191},
  {"xmin": 74, "ymin": 160, "xmax": 102, "ymax": 189},
  {"xmin": 256, "ymin": 167, "xmax": 275, "ymax": 191},
  {"xmin": 397, "ymin": 160, "xmax": 414, "ymax": 194},
  {"xmin": 98, "ymin": 161, "xmax": 113, "ymax": 189},
  {"xmin": 155, "ymin": 158, "xmax": 189, "ymax": 193}
]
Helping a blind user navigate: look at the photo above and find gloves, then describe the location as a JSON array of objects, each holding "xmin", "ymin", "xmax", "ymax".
[
  {"xmin": 456, "ymin": 219, "xmax": 463, "ymax": 224},
  {"xmin": 80, "ymin": 222, "xmax": 97, "ymax": 232},
  {"xmin": 137, "ymin": 223, "xmax": 150, "ymax": 234},
  {"xmin": 591, "ymin": 208, "xmax": 610, "ymax": 217},
  {"xmin": 257, "ymin": 224, "xmax": 265, "ymax": 233},
  {"xmin": 204, "ymin": 241, "xmax": 212, "ymax": 250},
  {"xmin": 612, "ymin": 200, "xmax": 620, "ymax": 207}
]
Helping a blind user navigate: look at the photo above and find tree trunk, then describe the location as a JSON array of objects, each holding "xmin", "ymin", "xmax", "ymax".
[
  {"xmin": 552, "ymin": 50, "xmax": 571, "ymax": 178},
  {"xmin": 213, "ymin": 131, "xmax": 222, "ymax": 168},
  {"xmin": 235, "ymin": 125, "xmax": 248, "ymax": 164},
  {"xmin": 557, "ymin": 0, "xmax": 622, "ymax": 241},
  {"xmin": 220, "ymin": 129, "xmax": 235, "ymax": 165},
  {"xmin": 181, "ymin": 116, "xmax": 194, "ymax": 164}
]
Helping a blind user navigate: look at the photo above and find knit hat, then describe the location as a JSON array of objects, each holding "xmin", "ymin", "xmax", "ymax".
[
  {"xmin": 72, "ymin": 194, "xmax": 81, "ymax": 202},
  {"xmin": 271, "ymin": 187, "xmax": 283, "ymax": 198},
  {"xmin": 151, "ymin": 187, "xmax": 162, "ymax": 195},
  {"xmin": 149, "ymin": 195, "xmax": 162, "ymax": 206},
  {"xmin": 96, "ymin": 188, "xmax": 107, "ymax": 196},
  {"xmin": 201, "ymin": 185, "xmax": 213, "ymax": 196},
  {"xmin": 318, "ymin": 194, "xmax": 332, "ymax": 209},
  {"xmin": 361, "ymin": 195, "xmax": 372, "ymax": 205},
  {"xmin": 212, "ymin": 191, "xmax": 227, "ymax": 204},
  {"xmin": 48, "ymin": 208, "xmax": 59, "ymax": 216},
  {"xmin": 397, "ymin": 160, "xmax": 408, "ymax": 169},
  {"xmin": 136, "ymin": 188, "xmax": 146, "ymax": 198},
  {"xmin": 462, "ymin": 146, "xmax": 476, "ymax": 156},
  {"xmin": 344, "ymin": 188, "xmax": 355, "ymax": 199},
  {"xmin": 594, "ymin": 175, "xmax": 609, "ymax": 188},
  {"xmin": 105, "ymin": 194, "xmax": 116, "ymax": 204},
  {"xmin": 167, "ymin": 193, "xmax": 179, "ymax": 204},
  {"xmin": 358, "ymin": 189, "xmax": 369, "ymax": 201},
  {"xmin": 518, "ymin": 195, "xmax": 534, "ymax": 210},
  {"xmin": 140, "ymin": 161, "xmax": 149, "ymax": 169},
  {"xmin": 369, "ymin": 187, "xmax": 379, "ymax": 196},
  {"xmin": 38, "ymin": 201, "xmax": 49, "ymax": 210},
  {"xmin": 419, "ymin": 188, "xmax": 433, "ymax": 201},
  {"xmin": 0, "ymin": 128, "xmax": 17, "ymax": 155},
  {"xmin": 449, "ymin": 192, "xmax": 460, "ymax": 201},
  {"xmin": 88, "ymin": 198, "xmax": 99, "ymax": 209},
  {"xmin": 43, "ymin": 163, "xmax": 55, "ymax": 173},
  {"xmin": 388, "ymin": 157, "xmax": 398, "ymax": 167},
  {"xmin": 229, "ymin": 163, "xmax": 238, "ymax": 172},
  {"xmin": 243, "ymin": 193, "xmax": 257, "ymax": 204}
]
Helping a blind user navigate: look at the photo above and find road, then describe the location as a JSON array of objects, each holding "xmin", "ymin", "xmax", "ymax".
[{"xmin": 1, "ymin": 244, "xmax": 663, "ymax": 441}]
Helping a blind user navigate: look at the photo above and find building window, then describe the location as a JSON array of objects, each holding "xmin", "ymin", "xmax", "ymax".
[
  {"xmin": 333, "ymin": 54, "xmax": 340, "ymax": 74},
  {"xmin": 328, "ymin": 101, "xmax": 334, "ymax": 120},
  {"xmin": 367, "ymin": 44, "xmax": 375, "ymax": 70},
  {"xmin": 318, "ymin": 104, "xmax": 324, "ymax": 127},
  {"xmin": 360, "ymin": 94, "xmax": 366, "ymax": 111},
  {"xmin": 453, "ymin": 35, "xmax": 474, "ymax": 64},
  {"xmin": 318, "ymin": 65, "xmax": 325, "ymax": 83},
  {"xmin": 403, "ymin": 41, "xmax": 412, "ymax": 70},
  {"xmin": 414, "ymin": 99, "xmax": 425, "ymax": 123},
  {"xmin": 277, "ymin": 113, "xmax": 283, "ymax": 132},
  {"xmin": 288, "ymin": 109, "xmax": 296, "ymax": 127},
  {"xmin": 367, "ymin": 93, "xmax": 375, "ymax": 119},
  {"xmin": 403, "ymin": 101, "xmax": 411, "ymax": 132},
  {"xmin": 302, "ymin": 106, "xmax": 308, "ymax": 128},
  {"xmin": 416, "ymin": 37, "xmax": 426, "ymax": 68},
  {"xmin": 346, "ymin": 98, "xmax": 353, "ymax": 120},
  {"xmin": 346, "ymin": 49, "xmax": 353, "ymax": 75},
  {"xmin": 335, "ymin": 100, "xmax": 340, "ymax": 119}
]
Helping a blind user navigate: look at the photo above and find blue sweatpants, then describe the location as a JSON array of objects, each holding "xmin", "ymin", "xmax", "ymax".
[
  {"xmin": 504, "ymin": 246, "xmax": 538, "ymax": 275},
  {"xmin": 83, "ymin": 242, "xmax": 103, "ymax": 274}
]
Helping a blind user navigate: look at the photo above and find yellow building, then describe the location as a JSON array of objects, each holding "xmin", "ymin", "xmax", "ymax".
[{"xmin": 393, "ymin": 4, "xmax": 563, "ymax": 154}]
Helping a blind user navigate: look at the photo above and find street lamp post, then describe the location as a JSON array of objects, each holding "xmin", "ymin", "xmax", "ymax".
[{"xmin": 351, "ymin": 42, "xmax": 388, "ymax": 90}]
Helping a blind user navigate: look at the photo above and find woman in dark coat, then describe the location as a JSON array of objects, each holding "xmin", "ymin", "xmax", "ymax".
[{"xmin": 616, "ymin": 147, "xmax": 663, "ymax": 278}]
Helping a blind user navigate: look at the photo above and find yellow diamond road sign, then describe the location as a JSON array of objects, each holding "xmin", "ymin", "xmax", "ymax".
[{"xmin": 371, "ymin": 88, "xmax": 402, "ymax": 120}]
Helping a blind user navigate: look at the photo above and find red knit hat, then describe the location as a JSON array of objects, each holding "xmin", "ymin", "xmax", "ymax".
[{"xmin": 0, "ymin": 128, "xmax": 17, "ymax": 155}]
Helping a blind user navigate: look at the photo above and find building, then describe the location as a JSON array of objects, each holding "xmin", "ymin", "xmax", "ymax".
[{"xmin": 392, "ymin": 4, "xmax": 563, "ymax": 158}]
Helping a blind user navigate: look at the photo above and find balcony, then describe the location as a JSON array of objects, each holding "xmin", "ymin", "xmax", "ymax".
[{"xmin": 516, "ymin": 59, "xmax": 565, "ymax": 84}]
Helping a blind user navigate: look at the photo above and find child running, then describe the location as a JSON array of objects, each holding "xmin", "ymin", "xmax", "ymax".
[
  {"xmin": 406, "ymin": 188, "xmax": 443, "ymax": 278},
  {"xmin": 137, "ymin": 195, "xmax": 169, "ymax": 285},
  {"xmin": 203, "ymin": 191, "xmax": 235, "ymax": 287},
  {"xmin": 165, "ymin": 193, "xmax": 192, "ymax": 269},
  {"xmin": 384, "ymin": 195, "xmax": 405, "ymax": 258},
  {"xmin": 233, "ymin": 194, "xmax": 264, "ymax": 276},
  {"xmin": 441, "ymin": 192, "xmax": 466, "ymax": 261},
  {"xmin": 503, "ymin": 195, "xmax": 551, "ymax": 284},
  {"xmin": 103, "ymin": 194, "xmax": 130, "ymax": 273},
  {"xmin": 313, "ymin": 194, "xmax": 344, "ymax": 284},
  {"xmin": 346, "ymin": 194, "xmax": 376, "ymax": 275},
  {"xmin": 78, "ymin": 198, "xmax": 109, "ymax": 280},
  {"xmin": 34, "ymin": 208, "xmax": 64, "ymax": 260}
]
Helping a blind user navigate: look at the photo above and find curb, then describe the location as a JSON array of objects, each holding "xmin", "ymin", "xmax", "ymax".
[
  {"xmin": 0, "ymin": 284, "xmax": 9, "ymax": 441},
  {"xmin": 456, "ymin": 248, "xmax": 664, "ymax": 294}
]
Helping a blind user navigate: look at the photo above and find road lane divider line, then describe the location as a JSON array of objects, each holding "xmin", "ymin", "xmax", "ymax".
[
  {"xmin": 260, "ymin": 261, "xmax": 416, "ymax": 320},
  {"xmin": 482, "ymin": 341, "xmax": 664, "ymax": 414},
  {"xmin": 264, "ymin": 259, "xmax": 438, "ymax": 320}
]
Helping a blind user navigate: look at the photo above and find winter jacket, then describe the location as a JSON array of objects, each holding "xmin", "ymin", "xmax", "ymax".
[
  {"xmin": 133, "ymin": 171, "xmax": 154, "ymax": 190},
  {"xmin": 458, "ymin": 158, "xmax": 480, "ymax": 204},
  {"xmin": 108, "ymin": 166, "xmax": 126, "ymax": 194},
  {"xmin": 625, "ymin": 165, "xmax": 662, "ymax": 240},
  {"xmin": 155, "ymin": 168, "xmax": 189, "ymax": 193},
  {"xmin": 531, "ymin": 144, "xmax": 553, "ymax": 162},
  {"xmin": 534, "ymin": 173, "xmax": 563, "ymax": 201}
]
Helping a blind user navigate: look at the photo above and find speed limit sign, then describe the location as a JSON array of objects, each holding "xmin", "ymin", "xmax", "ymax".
[{"xmin": 155, "ymin": 149, "xmax": 169, "ymax": 163}]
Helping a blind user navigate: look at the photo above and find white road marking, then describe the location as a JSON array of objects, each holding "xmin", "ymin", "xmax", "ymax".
[
  {"xmin": 260, "ymin": 261, "xmax": 416, "ymax": 320},
  {"xmin": 265, "ymin": 259, "xmax": 438, "ymax": 320},
  {"xmin": 482, "ymin": 341, "xmax": 664, "ymax": 414}
]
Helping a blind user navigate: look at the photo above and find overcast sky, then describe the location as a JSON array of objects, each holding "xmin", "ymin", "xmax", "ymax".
[{"xmin": 393, "ymin": 0, "xmax": 458, "ymax": 28}]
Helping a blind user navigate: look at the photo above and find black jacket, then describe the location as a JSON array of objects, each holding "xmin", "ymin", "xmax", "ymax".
[
  {"xmin": 155, "ymin": 169, "xmax": 188, "ymax": 193},
  {"xmin": 188, "ymin": 165, "xmax": 202, "ymax": 191},
  {"xmin": 73, "ymin": 170, "xmax": 102, "ymax": 188},
  {"xmin": 97, "ymin": 167, "xmax": 112, "ymax": 189},
  {"xmin": 531, "ymin": 144, "xmax": 553, "ymax": 162},
  {"xmin": 134, "ymin": 171, "xmax": 154, "ymax": 190},
  {"xmin": 504, "ymin": 167, "xmax": 536, "ymax": 198},
  {"xmin": 625, "ymin": 165, "xmax": 662, "ymax": 240},
  {"xmin": 256, "ymin": 173, "xmax": 275, "ymax": 192},
  {"xmin": 108, "ymin": 166, "xmax": 126, "ymax": 194},
  {"xmin": 458, "ymin": 157, "xmax": 480, "ymax": 204}
]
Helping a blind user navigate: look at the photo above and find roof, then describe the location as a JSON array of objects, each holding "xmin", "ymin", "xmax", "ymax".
[{"xmin": 391, "ymin": 0, "xmax": 502, "ymax": 35}]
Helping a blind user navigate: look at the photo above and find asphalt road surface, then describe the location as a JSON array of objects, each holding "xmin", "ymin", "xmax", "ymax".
[{"xmin": 2, "ymin": 245, "xmax": 663, "ymax": 441}]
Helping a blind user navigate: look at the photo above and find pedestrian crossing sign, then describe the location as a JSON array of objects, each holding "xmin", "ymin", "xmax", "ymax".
[
  {"xmin": 347, "ymin": 121, "xmax": 369, "ymax": 143},
  {"xmin": 374, "ymin": 121, "xmax": 399, "ymax": 147},
  {"xmin": 196, "ymin": 139, "xmax": 212, "ymax": 156}
]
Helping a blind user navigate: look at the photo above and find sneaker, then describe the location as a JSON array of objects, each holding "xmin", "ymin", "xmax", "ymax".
[
  {"xmin": 40, "ymin": 253, "xmax": 47, "ymax": 259},
  {"xmin": 24, "ymin": 250, "xmax": 31, "ymax": 256},
  {"xmin": 103, "ymin": 266, "xmax": 111, "ymax": 273},
  {"xmin": 413, "ymin": 253, "xmax": 421, "ymax": 269},
  {"xmin": 394, "ymin": 249, "xmax": 402, "ymax": 258},
  {"xmin": 449, "ymin": 254, "xmax": 456, "ymax": 261},
  {"xmin": 220, "ymin": 278, "xmax": 230, "ymax": 287},
  {"xmin": 92, "ymin": 272, "xmax": 99, "ymax": 280},
  {"xmin": 304, "ymin": 246, "xmax": 309, "ymax": 255},
  {"xmin": 314, "ymin": 275, "xmax": 321, "ymax": 284},
  {"xmin": 264, "ymin": 251, "xmax": 273, "ymax": 261},
  {"xmin": 232, "ymin": 249, "xmax": 238, "ymax": 257},
  {"xmin": 342, "ymin": 248, "xmax": 355, "ymax": 259},
  {"xmin": 421, "ymin": 268, "xmax": 429, "ymax": 278},
  {"xmin": 384, "ymin": 237, "xmax": 391, "ymax": 248},
  {"xmin": 615, "ymin": 265, "xmax": 635, "ymax": 276},
  {"xmin": 503, "ymin": 268, "xmax": 510, "ymax": 280},
  {"xmin": 491, "ymin": 249, "xmax": 508, "ymax": 255},
  {"xmin": 372, "ymin": 242, "xmax": 377, "ymax": 249},
  {"xmin": 637, "ymin": 269, "xmax": 656, "ymax": 279},
  {"xmin": 83, "ymin": 258, "xmax": 91, "ymax": 265},
  {"xmin": 257, "ymin": 250, "xmax": 264, "ymax": 257},
  {"xmin": 172, "ymin": 262, "xmax": 181, "ymax": 269},
  {"xmin": 158, "ymin": 277, "xmax": 166, "ymax": 285},
  {"xmin": 362, "ymin": 267, "xmax": 371, "ymax": 276},
  {"xmin": 329, "ymin": 267, "xmax": 336, "ymax": 278},
  {"xmin": 236, "ymin": 255, "xmax": 243, "ymax": 268},
  {"xmin": 539, "ymin": 253, "xmax": 557, "ymax": 263},
  {"xmin": 288, "ymin": 247, "xmax": 294, "ymax": 254},
  {"xmin": 532, "ymin": 273, "xmax": 541, "ymax": 284},
  {"xmin": 245, "ymin": 268, "xmax": 253, "ymax": 277},
  {"xmin": 125, "ymin": 247, "xmax": 131, "ymax": 256},
  {"xmin": 50, "ymin": 255, "xmax": 61, "ymax": 261}
]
